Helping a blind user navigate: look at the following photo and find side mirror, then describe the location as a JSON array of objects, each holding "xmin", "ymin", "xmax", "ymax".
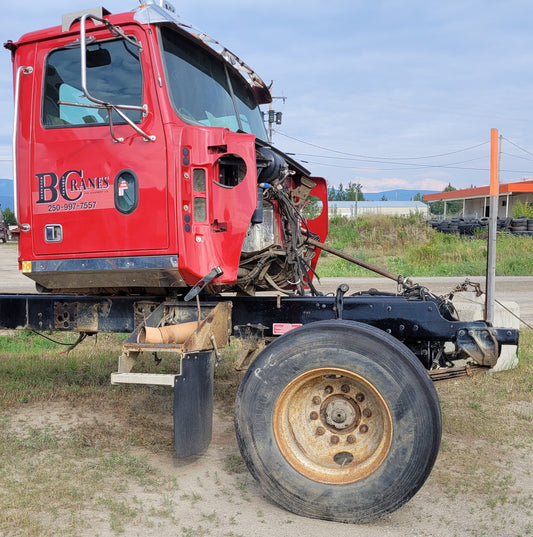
[{"xmin": 86, "ymin": 47, "xmax": 111, "ymax": 68}]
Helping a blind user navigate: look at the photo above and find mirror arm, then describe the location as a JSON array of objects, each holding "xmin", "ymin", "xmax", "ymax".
[
  {"xmin": 78, "ymin": 13, "xmax": 155, "ymax": 142},
  {"xmin": 58, "ymin": 101, "xmax": 155, "ymax": 143},
  {"xmin": 111, "ymin": 106, "xmax": 156, "ymax": 143}
]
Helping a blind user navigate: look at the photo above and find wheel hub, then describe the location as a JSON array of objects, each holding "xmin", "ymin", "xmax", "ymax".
[
  {"xmin": 273, "ymin": 367, "xmax": 393, "ymax": 485},
  {"xmin": 322, "ymin": 396, "xmax": 360, "ymax": 431}
]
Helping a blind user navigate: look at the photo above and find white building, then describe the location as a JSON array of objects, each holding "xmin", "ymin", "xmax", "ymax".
[
  {"xmin": 423, "ymin": 180, "xmax": 533, "ymax": 218},
  {"xmin": 328, "ymin": 201, "xmax": 429, "ymax": 219}
]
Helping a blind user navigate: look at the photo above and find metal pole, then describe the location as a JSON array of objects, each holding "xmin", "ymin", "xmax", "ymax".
[
  {"xmin": 485, "ymin": 128, "xmax": 499, "ymax": 323},
  {"xmin": 268, "ymin": 103, "xmax": 273, "ymax": 143}
]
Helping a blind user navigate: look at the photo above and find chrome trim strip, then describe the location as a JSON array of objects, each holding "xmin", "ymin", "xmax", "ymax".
[
  {"xmin": 30, "ymin": 254, "xmax": 179, "ymax": 273},
  {"xmin": 25, "ymin": 254, "xmax": 185, "ymax": 290},
  {"xmin": 12, "ymin": 65, "xmax": 32, "ymax": 232}
]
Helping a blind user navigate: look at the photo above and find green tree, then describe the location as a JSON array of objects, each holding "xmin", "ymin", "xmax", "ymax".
[
  {"xmin": 512, "ymin": 200, "xmax": 533, "ymax": 218},
  {"xmin": 428, "ymin": 183, "xmax": 462, "ymax": 216},
  {"xmin": 328, "ymin": 182, "xmax": 365, "ymax": 202},
  {"xmin": 1, "ymin": 207, "xmax": 16, "ymax": 226},
  {"xmin": 346, "ymin": 182, "xmax": 364, "ymax": 201},
  {"xmin": 335, "ymin": 183, "xmax": 347, "ymax": 201}
]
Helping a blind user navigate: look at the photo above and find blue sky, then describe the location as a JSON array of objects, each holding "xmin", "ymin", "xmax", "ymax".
[{"xmin": 2, "ymin": 0, "xmax": 533, "ymax": 194}]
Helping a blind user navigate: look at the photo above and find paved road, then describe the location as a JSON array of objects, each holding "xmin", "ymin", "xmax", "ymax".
[
  {"xmin": 0, "ymin": 243, "xmax": 30, "ymax": 293},
  {"xmin": 1, "ymin": 241, "xmax": 532, "ymax": 325}
]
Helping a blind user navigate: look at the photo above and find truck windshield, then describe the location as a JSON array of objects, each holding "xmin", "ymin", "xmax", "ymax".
[{"xmin": 160, "ymin": 26, "xmax": 267, "ymax": 140}]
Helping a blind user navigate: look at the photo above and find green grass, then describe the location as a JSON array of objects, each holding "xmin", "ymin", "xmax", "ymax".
[
  {"xmin": 434, "ymin": 329, "xmax": 533, "ymax": 509},
  {"xmin": 437, "ymin": 330, "xmax": 533, "ymax": 444},
  {"xmin": 317, "ymin": 215, "xmax": 533, "ymax": 277},
  {"xmin": 0, "ymin": 331, "xmax": 120, "ymax": 406},
  {"xmin": 0, "ymin": 294, "xmax": 531, "ymax": 534},
  {"xmin": 0, "ymin": 331, "xmax": 178, "ymax": 535}
]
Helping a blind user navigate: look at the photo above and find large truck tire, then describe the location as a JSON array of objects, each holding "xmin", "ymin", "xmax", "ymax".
[{"xmin": 234, "ymin": 320, "xmax": 441, "ymax": 523}]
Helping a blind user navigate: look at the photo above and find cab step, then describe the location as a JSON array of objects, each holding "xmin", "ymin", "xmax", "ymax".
[{"xmin": 110, "ymin": 372, "xmax": 177, "ymax": 386}]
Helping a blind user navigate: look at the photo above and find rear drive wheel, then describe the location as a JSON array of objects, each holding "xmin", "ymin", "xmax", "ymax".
[{"xmin": 234, "ymin": 320, "xmax": 441, "ymax": 523}]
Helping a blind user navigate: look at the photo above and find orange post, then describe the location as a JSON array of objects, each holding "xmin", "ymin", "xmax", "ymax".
[
  {"xmin": 486, "ymin": 128, "xmax": 499, "ymax": 323},
  {"xmin": 490, "ymin": 128, "xmax": 499, "ymax": 196}
]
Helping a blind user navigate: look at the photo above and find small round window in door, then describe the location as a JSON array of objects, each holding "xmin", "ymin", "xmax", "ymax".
[{"xmin": 114, "ymin": 169, "xmax": 139, "ymax": 214}]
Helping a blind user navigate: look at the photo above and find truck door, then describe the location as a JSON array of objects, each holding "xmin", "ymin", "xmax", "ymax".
[{"xmin": 27, "ymin": 24, "xmax": 168, "ymax": 258}]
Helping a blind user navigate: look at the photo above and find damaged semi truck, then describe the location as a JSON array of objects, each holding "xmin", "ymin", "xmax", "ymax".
[{"xmin": 1, "ymin": 1, "xmax": 519, "ymax": 524}]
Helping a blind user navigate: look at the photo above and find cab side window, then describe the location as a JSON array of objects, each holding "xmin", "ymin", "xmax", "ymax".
[{"xmin": 42, "ymin": 38, "xmax": 143, "ymax": 127}]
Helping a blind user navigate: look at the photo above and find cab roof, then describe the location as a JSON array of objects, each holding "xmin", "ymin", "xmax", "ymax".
[{"xmin": 9, "ymin": 2, "xmax": 272, "ymax": 105}]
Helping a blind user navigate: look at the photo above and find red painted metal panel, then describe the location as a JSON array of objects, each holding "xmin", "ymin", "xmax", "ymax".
[
  {"xmin": 18, "ymin": 22, "xmax": 170, "ymax": 262},
  {"xmin": 176, "ymin": 127, "xmax": 257, "ymax": 284},
  {"xmin": 11, "ymin": 9, "xmax": 329, "ymax": 292}
]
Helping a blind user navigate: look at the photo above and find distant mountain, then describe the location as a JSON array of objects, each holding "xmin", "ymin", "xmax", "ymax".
[
  {"xmin": 362, "ymin": 189, "xmax": 438, "ymax": 201},
  {"xmin": 0, "ymin": 178, "xmax": 13, "ymax": 211}
]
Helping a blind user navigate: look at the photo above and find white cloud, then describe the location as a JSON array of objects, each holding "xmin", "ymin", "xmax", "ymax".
[
  {"xmin": 416, "ymin": 178, "xmax": 449, "ymax": 191},
  {"xmin": 3, "ymin": 0, "xmax": 533, "ymax": 192}
]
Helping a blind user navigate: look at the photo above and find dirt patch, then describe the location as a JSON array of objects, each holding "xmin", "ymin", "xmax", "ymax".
[
  {"xmin": 2, "ymin": 398, "xmax": 531, "ymax": 537},
  {"xmin": 7, "ymin": 401, "xmax": 110, "ymax": 435}
]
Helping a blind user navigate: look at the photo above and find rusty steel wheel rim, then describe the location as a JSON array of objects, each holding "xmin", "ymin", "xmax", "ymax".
[{"xmin": 273, "ymin": 367, "xmax": 393, "ymax": 485}]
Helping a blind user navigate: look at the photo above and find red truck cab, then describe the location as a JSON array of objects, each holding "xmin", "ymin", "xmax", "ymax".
[{"xmin": 7, "ymin": 2, "xmax": 327, "ymax": 295}]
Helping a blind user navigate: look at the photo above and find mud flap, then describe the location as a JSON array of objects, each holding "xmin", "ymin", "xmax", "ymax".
[{"xmin": 173, "ymin": 351, "xmax": 215, "ymax": 458}]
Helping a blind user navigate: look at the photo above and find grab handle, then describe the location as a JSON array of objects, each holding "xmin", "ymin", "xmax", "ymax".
[{"xmin": 12, "ymin": 65, "xmax": 32, "ymax": 232}]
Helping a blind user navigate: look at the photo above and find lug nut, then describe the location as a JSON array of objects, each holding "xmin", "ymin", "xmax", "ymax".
[
  {"xmin": 331, "ymin": 435, "xmax": 340, "ymax": 445},
  {"xmin": 341, "ymin": 384, "xmax": 350, "ymax": 393},
  {"xmin": 324, "ymin": 385, "xmax": 334, "ymax": 395},
  {"xmin": 316, "ymin": 427, "xmax": 326, "ymax": 436},
  {"xmin": 310, "ymin": 411, "xmax": 318, "ymax": 420},
  {"xmin": 355, "ymin": 393, "xmax": 365, "ymax": 403},
  {"xmin": 359, "ymin": 424, "xmax": 369, "ymax": 434},
  {"xmin": 347, "ymin": 435, "xmax": 356, "ymax": 444},
  {"xmin": 312, "ymin": 396, "xmax": 321, "ymax": 405},
  {"xmin": 362, "ymin": 408, "xmax": 372, "ymax": 418}
]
